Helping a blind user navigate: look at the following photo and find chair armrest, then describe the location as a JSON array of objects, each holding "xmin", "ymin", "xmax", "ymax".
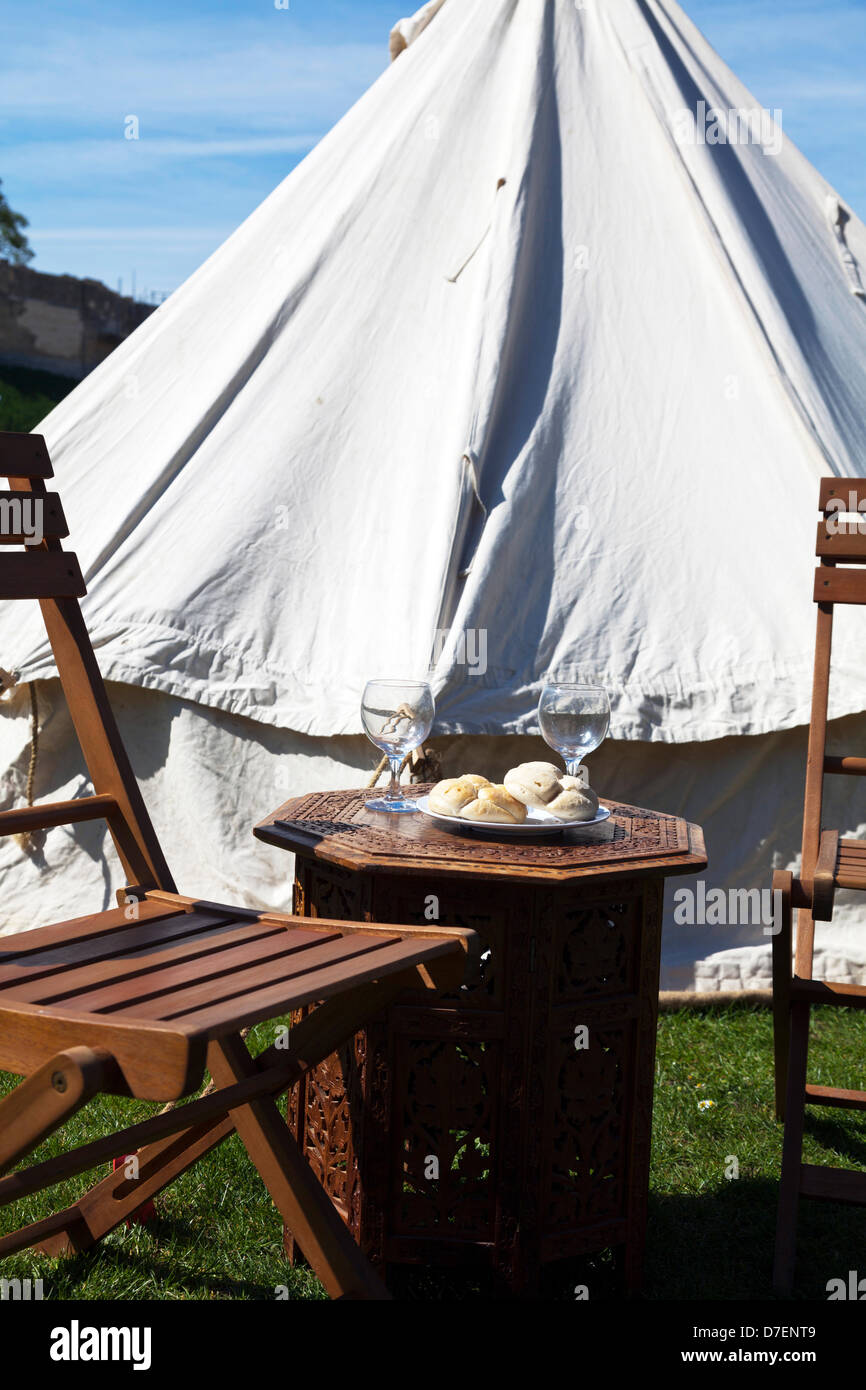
[{"xmin": 811, "ymin": 830, "xmax": 840, "ymax": 921}]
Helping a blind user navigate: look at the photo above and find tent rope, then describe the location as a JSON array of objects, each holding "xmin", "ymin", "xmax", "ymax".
[
  {"xmin": 367, "ymin": 743, "xmax": 442, "ymax": 787},
  {"xmin": 4, "ymin": 675, "xmax": 40, "ymax": 853},
  {"xmin": 24, "ymin": 681, "xmax": 39, "ymax": 808},
  {"xmin": 365, "ymin": 701, "xmax": 442, "ymax": 787}
]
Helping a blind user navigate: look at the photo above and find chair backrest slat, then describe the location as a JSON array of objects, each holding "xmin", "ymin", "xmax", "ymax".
[
  {"xmin": 0, "ymin": 432, "xmax": 53, "ymax": 479},
  {"xmin": 813, "ymin": 567, "xmax": 866, "ymax": 605},
  {"xmin": 815, "ymin": 521, "xmax": 866, "ymax": 562},
  {"xmin": 0, "ymin": 430, "xmax": 175, "ymax": 901},
  {"xmin": 820, "ymin": 479, "xmax": 866, "ymax": 512},
  {"xmin": 0, "ymin": 551, "xmax": 86, "ymax": 599},
  {"xmin": 0, "ymin": 490, "xmax": 68, "ymax": 544}
]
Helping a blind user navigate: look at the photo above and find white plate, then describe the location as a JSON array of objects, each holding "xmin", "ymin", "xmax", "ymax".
[{"xmin": 414, "ymin": 794, "xmax": 611, "ymax": 836}]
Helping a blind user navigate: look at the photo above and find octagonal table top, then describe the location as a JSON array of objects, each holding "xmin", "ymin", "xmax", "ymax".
[{"xmin": 254, "ymin": 786, "xmax": 706, "ymax": 886}]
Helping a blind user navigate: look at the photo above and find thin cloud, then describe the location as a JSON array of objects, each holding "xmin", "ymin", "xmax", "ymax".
[
  {"xmin": 2, "ymin": 134, "xmax": 324, "ymax": 180},
  {"xmin": 31, "ymin": 227, "xmax": 233, "ymax": 243}
]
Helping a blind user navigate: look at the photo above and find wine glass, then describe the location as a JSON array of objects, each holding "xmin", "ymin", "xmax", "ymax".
[
  {"xmin": 361, "ymin": 679, "xmax": 435, "ymax": 813},
  {"xmin": 537, "ymin": 681, "xmax": 610, "ymax": 780}
]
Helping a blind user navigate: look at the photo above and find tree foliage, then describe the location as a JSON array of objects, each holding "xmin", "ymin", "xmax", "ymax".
[{"xmin": 0, "ymin": 180, "xmax": 33, "ymax": 265}]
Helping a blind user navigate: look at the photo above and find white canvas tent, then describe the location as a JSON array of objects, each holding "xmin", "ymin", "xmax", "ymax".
[{"xmin": 1, "ymin": 0, "xmax": 865, "ymax": 989}]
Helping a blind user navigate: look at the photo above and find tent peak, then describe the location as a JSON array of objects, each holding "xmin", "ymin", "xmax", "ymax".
[{"xmin": 390, "ymin": 0, "xmax": 448, "ymax": 61}]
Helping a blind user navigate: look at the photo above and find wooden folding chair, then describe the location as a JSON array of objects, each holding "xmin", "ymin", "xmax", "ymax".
[
  {"xmin": 772, "ymin": 475, "xmax": 866, "ymax": 1294},
  {"xmin": 0, "ymin": 430, "xmax": 478, "ymax": 1300}
]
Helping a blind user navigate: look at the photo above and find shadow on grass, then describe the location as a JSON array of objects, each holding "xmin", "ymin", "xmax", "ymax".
[
  {"xmin": 54, "ymin": 1246, "xmax": 283, "ymax": 1302},
  {"xmin": 805, "ymin": 1113, "xmax": 866, "ymax": 1169},
  {"xmin": 647, "ymin": 1178, "xmax": 866, "ymax": 1302},
  {"xmin": 0, "ymin": 1209, "xmax": 325, "ymax": 1302},
  {"xmin": 392, "ymin": 1177, "xmax": 866, "ymax": 1301}
]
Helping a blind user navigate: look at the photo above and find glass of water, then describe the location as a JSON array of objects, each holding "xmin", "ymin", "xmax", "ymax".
[
  {"xmin": 537, "ymin": 681, "xmax": 610, "ymax": 779},
  {"xmin": 361, "ymin": 678, "xmax": 435, "ymax": 812}
]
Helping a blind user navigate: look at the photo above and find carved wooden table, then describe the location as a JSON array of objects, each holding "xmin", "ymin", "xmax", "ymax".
[{"xmin": 254, "ymin": 788, "xmax": 705, "ymax": 1296}]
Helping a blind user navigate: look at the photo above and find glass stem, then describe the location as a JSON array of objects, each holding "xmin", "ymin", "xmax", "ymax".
[
  {"xmin": 387, "ymin": 754, "xmax": 403, "ymax": 801},
  {"xmin": 565, "ymin": 757, "xmax": 583, "ymax": 780}
]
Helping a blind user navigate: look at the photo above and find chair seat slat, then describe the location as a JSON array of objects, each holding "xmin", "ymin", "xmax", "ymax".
[
  {"xmin": 835, "ymin": 869, "xmax": 866, "ymax": 890},
  {"xmin": 177, "ymin": 936, "xmax": 462, "ymax": 1040},
  {"xmin": 105, "ymin": 932, "xmax": 392, "ymax": 1020},
  {"xmin": 0, "ymin": 900, "xmax": 191, "ymax": 963},
  {"xmin": 36, "ymin": 924, "xmax": 340, "ymax": 1013},
  {"xmin": 1, "ymin": 919, "xmax": 297, "ymax": 1005},
  {"xmin": 0, "ymin": 909, "xmax": 246, "ymax": 990}
]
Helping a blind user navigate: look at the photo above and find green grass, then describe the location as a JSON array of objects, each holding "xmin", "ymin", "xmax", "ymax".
[
  {"xmin": 1, "ymin": 1006, "xmax": 864, "ymax": 1301},
  {"xmin": 647, "ymin": 1004, "xmax": 866, "ymax": 1302},
  {"xmin": 0, "ymin": 364, "xmax": 75, "ymax": 432}
]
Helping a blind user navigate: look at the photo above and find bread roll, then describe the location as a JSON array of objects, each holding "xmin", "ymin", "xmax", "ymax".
[
  {"xmin": 503, "ymin": 761, "xmax": 562, "ymax": 807},
  {"xmin": 428, "ymin": 777, "xmax": 484, "ymax": 816},
  {"xmin": 460, "ymin": 785, "xmax": 527, "ymax": 824},
  {"xmin": 546, "ymin": 785, "xmax": 599, "ymax": 821}
]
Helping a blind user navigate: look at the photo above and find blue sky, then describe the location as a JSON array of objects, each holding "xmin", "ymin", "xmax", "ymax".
[{"xmin": 1, "ymin": 0, "xmax": 863, "ymax": 300}]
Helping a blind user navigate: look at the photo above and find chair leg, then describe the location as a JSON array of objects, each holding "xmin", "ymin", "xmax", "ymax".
[
  {"xmin": 773, "ymin": 1001, "xmax": 810, "ymax": 1295},
  {"xmin": 208, "ymin": 1034, "xmax": 391, "ymax": 1301},
  {"xmin": 12, "ymin": 975, "xmax": 420, "ymax": 1270},
  {"xmin": 771, "ymin": 871, "xmax": 793, "ymax": 1121},
  {"xmin": 0, "ymin": 1048, "xmax": 115, "ymax": 1177},
  {"xmin": 43, "ymin": 1108, "xmax": 240, "ymax": 1256}
]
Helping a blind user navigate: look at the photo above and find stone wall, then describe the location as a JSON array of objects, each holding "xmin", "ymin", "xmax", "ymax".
[{"xmin": 0, "ymin": 262, "xmax": 155, "ymax": 380}]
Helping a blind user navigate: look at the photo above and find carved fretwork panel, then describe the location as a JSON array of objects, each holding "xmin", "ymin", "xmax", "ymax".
[
  {"xmin": 287, "ymin": 1034, "xmax": 363, "ymax": 1221},
  {"xmin": 393, "ymin": 1034, "xmax": 499, "ymax": 1240},
  {"xmin": 297, "ymin": 861, "xmax": 371, "ymax": 925},
  {"xmin": 299, "ymin": 1043, "xmax": 354, "ymax": 1206},
  {"xmin": 544, "ymin": 1020, "xmax": 632, "ymax": 1227},
  {"xmin": 370, "ymin": 878, "xmax": 523, "ymax": 1010},
  {"xmin": 552, "ymin": 892, "xmax": 642, "ymax": 1002}
]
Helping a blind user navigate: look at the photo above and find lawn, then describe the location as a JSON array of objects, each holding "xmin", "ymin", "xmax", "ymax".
[
  {"xmin": 1, "ymin": 1004, "xmax": 864, "ymax": 1301},
  {"xmin": 0, "ymin": 364, "xmax": 75, "ymax": 432}
]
